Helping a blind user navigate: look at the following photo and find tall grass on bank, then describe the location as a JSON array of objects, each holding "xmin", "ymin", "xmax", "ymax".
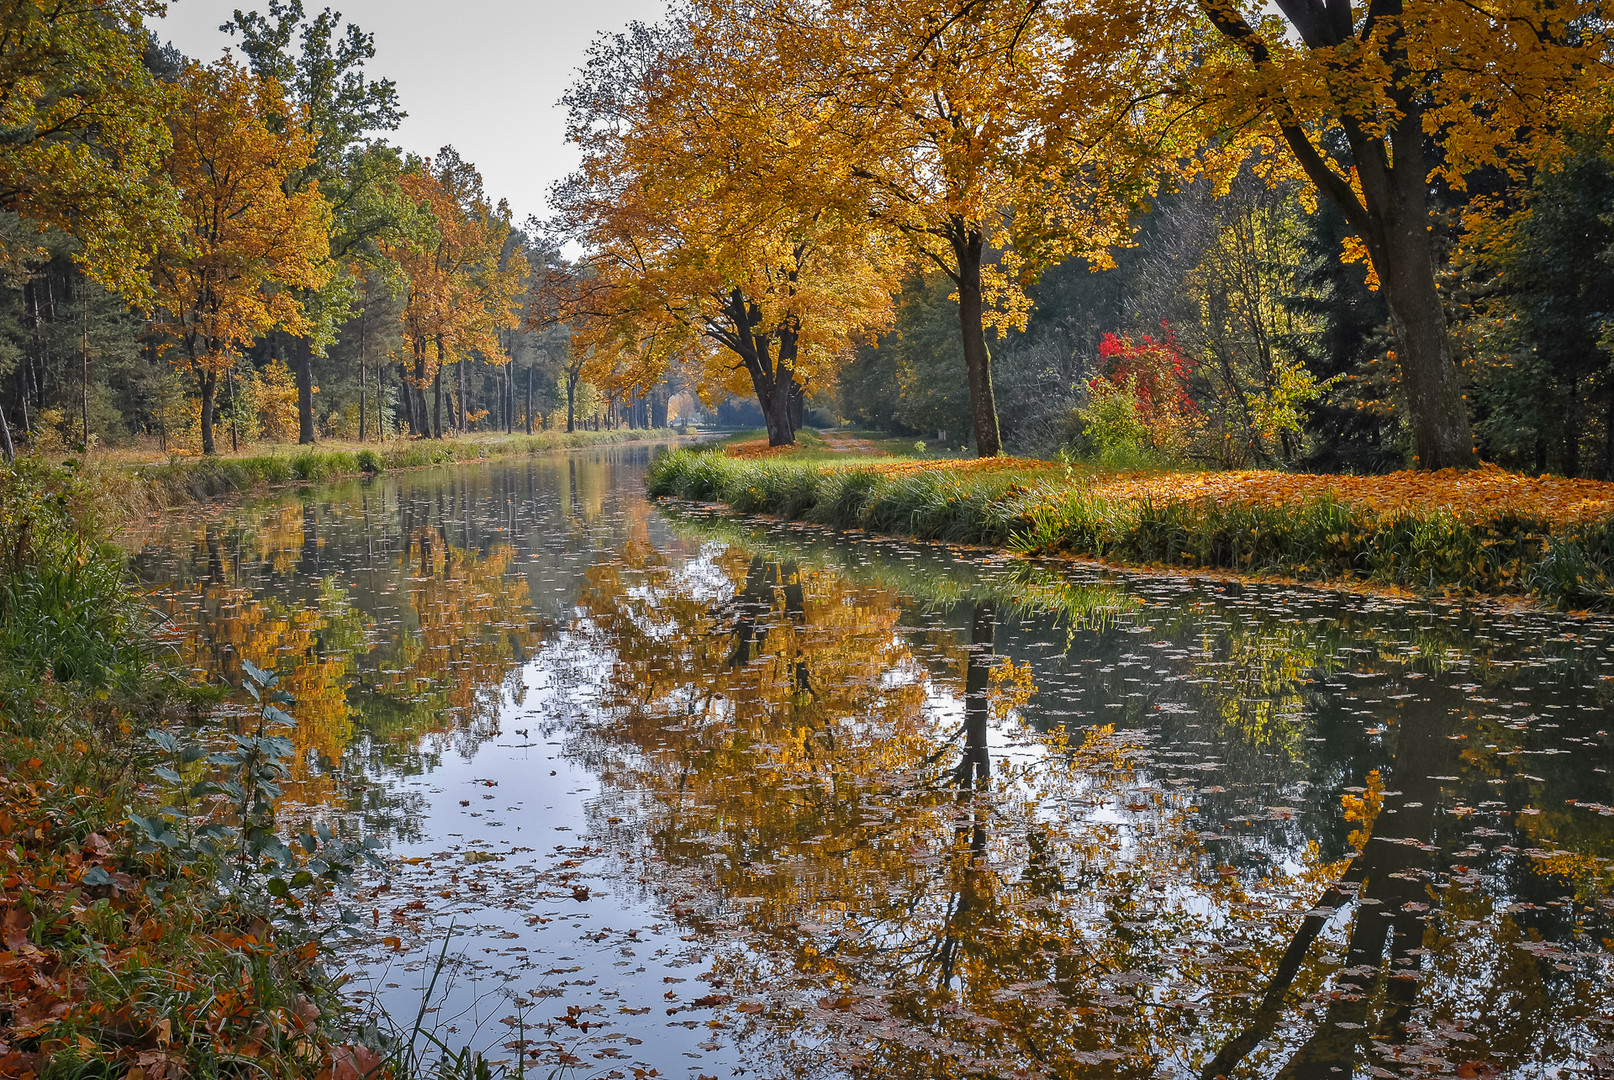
[
  {"xmin": 123, "ymin": 428, "xmax": 670, "ymax": 509},
  {"xmin": 647, "ymin": 449, "xmax": 1614, "ymax": 609}
]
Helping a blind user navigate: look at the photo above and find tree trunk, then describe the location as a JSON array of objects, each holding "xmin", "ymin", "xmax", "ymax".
[
  {"xmin": 0, "ymin": 404, "xmax": 14, "ymax": 463},
  {"xmin": 456, "ymin": 355, "xmax": 466, "ymax": 433},
  {"xmin": 1370, "ymin": 211, "xmax": 1474, "ymax": 469},
  {"xmin": 399, "ymin": 360, "xmax": 417, "ymax": 436},
  {"xmin": 953, "ymin": 228, "xmax": 1003, "ymax": 458},
  {"xmin": 432, "ymin": 367, "xmax": 443, "ymax": 439},
  {"xmin": 80, "ymin": 289, "xmax": 89, "ymax": 450},
  {"xmin": 295, "ymin": 336, "xmax": 316, "ymax": 445},
  {"xmin": 227, "ymin": 365, "xmax": 239, "ymax": 453},
  {"xmin": 199, "ymin": 369, "xmax": 218, "ymax": 456},
  {"xmin": 958, "ymin": 602, "xmax": 995, "ymax": 789},
  {"xmin": 566, "ymin": 374, "xmax": 577, "ymax": 433},
  {"xmin": 358, "ymin": 318, "xmax": 368, "ymax": 443},
  {"xmin": 651, "ymin": 385, "xmax": 668, "ymax": 429},
  {"xmin": 525, "ymin": 366, "xmax": 533, "ymax": 435}
]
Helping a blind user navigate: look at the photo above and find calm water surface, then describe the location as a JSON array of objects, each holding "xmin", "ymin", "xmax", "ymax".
[{"xmin": 130, "ymin": 447, "xmax": 1614, "ymax": 1079}]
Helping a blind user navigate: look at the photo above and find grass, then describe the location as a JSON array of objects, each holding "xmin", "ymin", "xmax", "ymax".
[
  {"xmin": 647, "ymin": 449, "xmax": 1614, "ymax": 609},
  {"xmin": 85, "ymin": 429, "xmax": 677, "ymax": 511}
]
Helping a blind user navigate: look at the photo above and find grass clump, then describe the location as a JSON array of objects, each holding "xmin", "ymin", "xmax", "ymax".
[{"xmin": 647, "ymin": 448, "xmax": 1614, "ymax": 608}]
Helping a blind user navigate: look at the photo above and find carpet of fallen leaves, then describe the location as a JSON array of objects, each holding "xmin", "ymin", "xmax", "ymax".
[
  {"xmin": 0, "ymin": 766, "xmax": 379, "ymax": 1080},
  {"xmin": 722, "ymin": 439, "xmax": 797, "ymax": 459},
  {"xmin": 801, "ymin": 458, "xmax": 1614, "ymax": 525},
  {"xmin": 1086, "ymin": 463, "xmax": 1614, "ymax": 525}
]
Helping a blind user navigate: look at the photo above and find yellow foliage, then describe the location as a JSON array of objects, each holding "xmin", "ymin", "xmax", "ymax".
[
  {"xmin": 253, "ymin": 359, "xmax": 302, "ymax": 442},
  {"xmin": 1341, "ymin": 768, "xmax": 1385, "ymax": 852}
]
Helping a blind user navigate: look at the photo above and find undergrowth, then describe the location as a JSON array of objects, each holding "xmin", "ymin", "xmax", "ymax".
[
  {"xmin": 647, "ymin": 449, "xmax": 1614, "ymax": 608},
  {"xmin": 0, "ymin": 462, "xmax": 394, "ymax": 1078}
]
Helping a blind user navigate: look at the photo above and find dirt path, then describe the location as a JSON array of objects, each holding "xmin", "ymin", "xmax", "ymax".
[{"xmin": 819, "ymin": 429, "xmax": 883, "ymax": 455}]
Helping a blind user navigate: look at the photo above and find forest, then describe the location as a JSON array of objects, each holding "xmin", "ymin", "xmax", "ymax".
[{"xmin": 4, "ymin": 0, "xmax": 1611, "ymax": 477}]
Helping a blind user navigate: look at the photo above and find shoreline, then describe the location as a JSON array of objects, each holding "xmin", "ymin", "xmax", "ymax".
[
  {"xmin": 647, "ymin": 449, "xmax": 1614, "ymax": 610},
  {"xmin": 84, "ymin": 429, "xmax": 693, "ymax": 522}
]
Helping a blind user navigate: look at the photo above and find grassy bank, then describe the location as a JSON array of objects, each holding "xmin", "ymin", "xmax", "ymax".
[
  {"xmin": 0, "ymin": 459, "xmax": 400, "ymax": 1078},
  {"xmin": 112, "ymin": 428, "xmax": 675, "ymax": 510},
  {"xmin": 647, "ymin": 449, "xmax": 1614, "ymax": 609}
]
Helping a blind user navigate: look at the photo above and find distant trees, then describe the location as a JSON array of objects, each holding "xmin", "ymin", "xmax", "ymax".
[
  {"xmin": 226, "ymin": 0, "xmax": 406, "ymax": 445},
  {"xmin": 380, "ymin": 150, "xmax": 522, "ymax": 440}
]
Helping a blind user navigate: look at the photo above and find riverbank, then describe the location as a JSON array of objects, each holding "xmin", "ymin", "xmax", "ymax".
[
  {"xmin": 0, "ymin": 459, "xmax": 404, "ymax": 1078},
  {"xmin": 647, "ymin": 449, "xmax": 1614, "ymax": 608},
  {"xmin": 102, "ymin": 428, "xmax": 681, "ymax": 514}
]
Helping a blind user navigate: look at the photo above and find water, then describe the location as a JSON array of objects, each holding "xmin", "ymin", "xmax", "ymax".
[{"xmin": 130, "ymin": 446, "xmax": 1614, "ymax": 1079}]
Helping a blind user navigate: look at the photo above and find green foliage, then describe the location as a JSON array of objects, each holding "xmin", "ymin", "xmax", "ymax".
[
  {"xmin": 133, "ymin": 659, "xmax": 383, "ymax": 920},
  {"xmin": 0, "ymin": 459, "xmax": 145, "ymax": 688}
]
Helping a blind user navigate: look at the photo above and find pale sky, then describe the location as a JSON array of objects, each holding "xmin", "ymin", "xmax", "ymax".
[{"xmin": 156, "ymin": 0, "xmax": 668, "ymax": 228}]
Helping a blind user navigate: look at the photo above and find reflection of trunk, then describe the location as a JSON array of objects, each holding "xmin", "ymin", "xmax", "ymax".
[
  {"xmin": 204, "ymin": 524, "xmax": 225, "ymax": 583},
  {"xmin": 956, "ymin": 601, "xmax": 995, "ymax": 789},
  {"xmin": 298, "ymin": 505, "xmax": 320, "ymax": 577},
  {"xmin": 1201, "ymin": 698, "xmax": 1456, "ymax": 1080},
  {"xmin": 727, "ymin": 558, "xmax": 775, "ymax": 667},
  {"xmin": 934, "ymin": 602, "xmax": 996, "ymax": 992}
]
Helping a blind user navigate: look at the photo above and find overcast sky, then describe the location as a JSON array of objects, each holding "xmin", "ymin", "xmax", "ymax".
[{"xmin": 156, "ymin": 0, "xmax": 667, "ymax": 227}]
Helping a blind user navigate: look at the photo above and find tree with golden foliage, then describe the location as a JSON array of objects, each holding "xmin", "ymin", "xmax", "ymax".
[
  {"xmin": 381, "ymin": 149, "xmax": 522, "ymax": 439},
  {"xmin": 0, "ymin": 0, "xmax": 178, "ymax": 302},
  {"xmin": 149, "ymin": 59, "xmax": 332, "ymax": 456},
  {"xmin": 554, "ymin": 8, "xmax": 901, "ymax": 447},
  {"xmin": 1173, "ymin": 0, "xmax": 1614, "ymax": 469},
  {"xmin": 793, "ymin": 0, "xmax": 1150, "ymax": 457}
]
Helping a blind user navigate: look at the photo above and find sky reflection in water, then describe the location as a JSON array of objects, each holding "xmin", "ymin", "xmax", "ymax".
[{"xmin": 130, "ymin": 447, "xmax": 1614, "ymax": 1079}]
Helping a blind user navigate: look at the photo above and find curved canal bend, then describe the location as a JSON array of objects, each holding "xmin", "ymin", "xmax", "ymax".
[{"xmin": 130, "ymin": 445, "xmax": 1614, "ymax": 1079}]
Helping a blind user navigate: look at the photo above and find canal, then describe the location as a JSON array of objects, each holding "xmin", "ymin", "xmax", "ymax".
[{"xmin": 130, "ymin": 445, "xmax": 1614, "ymax": 1079}]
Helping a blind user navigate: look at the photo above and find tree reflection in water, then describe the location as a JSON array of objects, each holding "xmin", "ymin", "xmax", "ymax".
[
  {"xmin": 573, "ymin": 532, "xmax": 1614, "ymax": 1080},
  {"xmin": 129, "ymin": 463, "xmax": 1614, "ymax": 1078}
]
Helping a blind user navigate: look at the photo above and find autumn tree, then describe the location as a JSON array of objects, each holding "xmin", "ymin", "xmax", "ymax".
[
  {"xmin": 149, "ymin": 59, "xmax": 331, "ymax": 455},
  {"xmin": 380, "ymin": 150, "xmax": 522, "ymax": 439},
  {"xmin": 797, "ymin": 0, "xmax": 1146, "ymax": 457},
  {"xmin": 0, "ymin": 0, "xmax": 177, "ymax": 302},
  {"xmin": 227, "ymin": 0, "xmax": 406, "ymax": 444},
  {"xmin": 554, "ymin": 8, "xmax": 900, "ymax": 447},
  {"xmin": 1179, "ymin": 0, "xmax": 1614, "ymax": 469}
]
